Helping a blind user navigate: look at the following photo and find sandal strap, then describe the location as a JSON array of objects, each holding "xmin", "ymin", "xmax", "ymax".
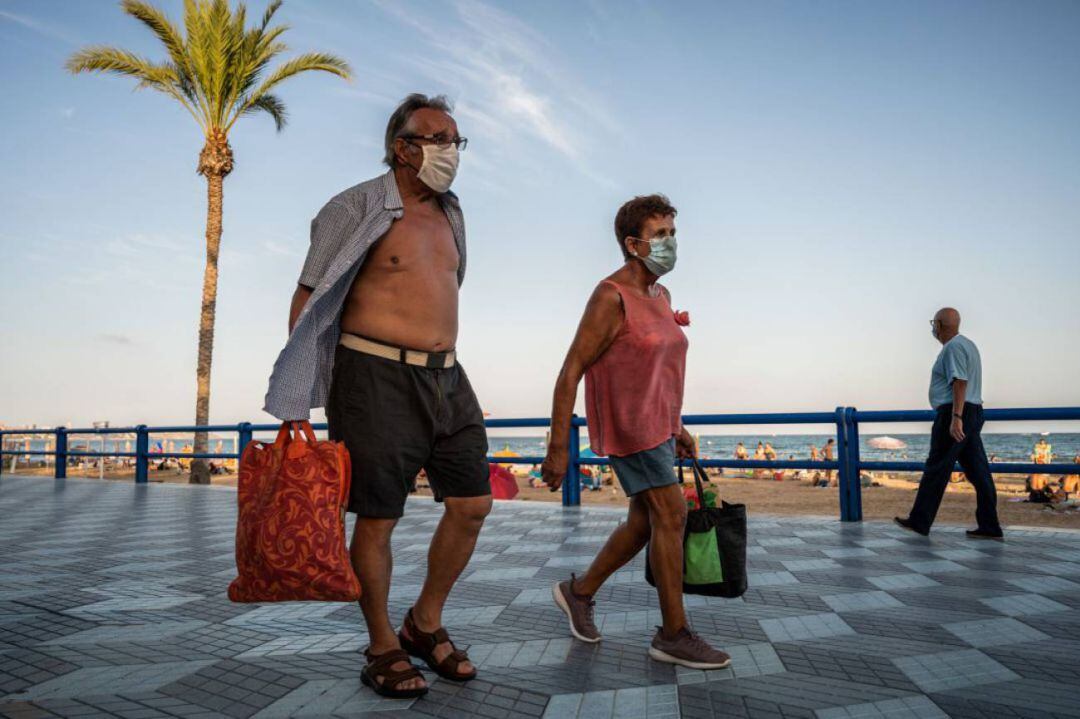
[
  {"xmin": 365, "ymin": 648, "xmax": 411, "ymax": 674},
  {"xmin": 434, "ymin": 647, "xmax": 475, "ymax": 678},
  {"xmin": 382, "ymin": 665, "xmax": 424, "ymax": 689},
  {"xmin": 405, "ymin": 608, "xmax": 451, "ymax": 653},
  {"xmin": 404, "ymin": 608, "xmax": 475, "ymax": 678}
]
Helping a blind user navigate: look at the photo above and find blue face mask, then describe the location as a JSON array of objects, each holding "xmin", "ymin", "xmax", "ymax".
[{"xmin": 631, "ymin": 235, "xmax": 677, "ymax": 276}]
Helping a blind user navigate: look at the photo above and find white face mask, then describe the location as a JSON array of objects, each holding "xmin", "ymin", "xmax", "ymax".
[{"xmin": 416, "ymin": 143, "xmax": 459, "ymax": 193}]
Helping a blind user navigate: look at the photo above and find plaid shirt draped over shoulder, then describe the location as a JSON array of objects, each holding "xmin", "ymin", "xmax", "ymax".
[{"xmin": 263, "ymin": 170, "xmax": 467, "ymax": 420}]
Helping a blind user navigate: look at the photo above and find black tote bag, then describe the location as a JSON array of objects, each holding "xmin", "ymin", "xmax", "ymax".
[{"xmin": 645, "ymin": 459, "xmax": 748, "ymax": 598}]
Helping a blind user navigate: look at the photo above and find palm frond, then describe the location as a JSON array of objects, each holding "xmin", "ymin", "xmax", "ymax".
[
  {"xmin": 66, "ymin": 45, "xmax": 160, "ymax": 80},
  {"xmin": 120, "ymin": 0, "xmax": 187, "ymax": 74},
  {"xmin": 243, "ymin": 92, "xmax": 287, "ymax": 130},
  {"xmin": 69, "ymin": 0, "xmax": 351, "ymax": 138},
  {"xmin": 260, "ymin": 0, "xmax": 282, "ymax": 30},
  {"xmin": 250, "ymin": 52, "xmax": 351, "ymax": 95}
]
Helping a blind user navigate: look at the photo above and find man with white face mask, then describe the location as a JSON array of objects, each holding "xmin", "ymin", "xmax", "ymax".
[{"xmin": 264, "ymin": 94, "xmax": 489, "ymax": 697}]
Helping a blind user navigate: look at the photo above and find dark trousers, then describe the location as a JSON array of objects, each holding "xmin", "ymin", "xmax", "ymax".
[{"xmin": 908, "ymin": 403, "xmax": 1002, "ymax": 534}]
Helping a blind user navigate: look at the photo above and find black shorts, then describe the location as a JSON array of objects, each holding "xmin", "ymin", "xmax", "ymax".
[{"xmin": 326, "ymin": 344, "xmax": 490, "ymax": 518}]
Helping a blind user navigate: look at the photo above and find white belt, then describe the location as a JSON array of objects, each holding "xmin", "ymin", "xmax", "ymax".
[{"xmin": 339, "ymin": 333, "xmax": 456, "ymax": 369}]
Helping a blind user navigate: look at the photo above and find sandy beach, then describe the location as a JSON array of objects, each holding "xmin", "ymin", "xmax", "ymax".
[{"xmin": 20, "ymin": 463, "xmax": 1074, "ymax": 530}]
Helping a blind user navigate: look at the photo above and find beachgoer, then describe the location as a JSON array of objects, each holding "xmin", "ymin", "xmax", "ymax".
[
  {"xmin": 542, "ymin": 194, "xmax": 730, "ymax": 670},
  {"xmin": 528, "ymin": 464, "xmax": 545, "ymax": 489},
  {"xmin": 822, "ymin": 439, "xmax": 836, "ymax": 486},
  {"xmin": 1063, "ymin": 455, "xmax": 1080, "ymax": 494},
  {"xmin": 896, "ymin": 308, "xmax": 1002, "ymax": 539},
  {"xmin": 1033, "ymin": 438, "xmax": 1052, "ymax": 463},
  {"xmin": 753, "ymin": 442, "xmax": 766, "ymax": 479},
  {"xmin": 734, "ymin": 442, "xmax": 748, "ymax": 460},
  {"xmin": 1030, "ymin": 438, "xmax": 1052, "ymax": 491},
  {"xmin": 265, "ymin": 95, "xmax": 488, "ymax": 697},
  {"xmin": 809, "ymin": 445, "xmax": 820, "ymax": 462}
]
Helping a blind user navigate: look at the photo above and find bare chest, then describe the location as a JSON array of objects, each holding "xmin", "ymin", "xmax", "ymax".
[{"xmin": 366, "ymin": 205, "xmax": 459, "ymax": 275}]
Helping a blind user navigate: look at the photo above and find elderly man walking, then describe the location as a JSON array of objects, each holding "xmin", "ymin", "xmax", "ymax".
[
  {"xmin": 896, "ymin": 308, "xmax": 1003, "ymax": 539},
  {"xmin": 265, "ymin": 94, "xmax": 491, "ymax": 697}
]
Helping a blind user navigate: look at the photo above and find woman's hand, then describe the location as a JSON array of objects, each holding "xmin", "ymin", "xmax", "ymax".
[
  {"xmin": 542, "ymin": 449, "xmax": 568, "ymax": 492},
  {"xmin": 676, "ymin": 427, "xmax": 697, "ymax": 459}
]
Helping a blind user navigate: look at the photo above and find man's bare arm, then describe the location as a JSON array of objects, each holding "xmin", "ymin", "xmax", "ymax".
[
  {"xmin": 289, "ymin": 284, "xmax": 313, "ymax": 334},
  {"xmin": 950, "ymin": 379, "xmax": 967, "ymax": 442}
]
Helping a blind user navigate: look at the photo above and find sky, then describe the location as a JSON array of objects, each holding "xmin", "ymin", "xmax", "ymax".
[{"xmin": 1, "ymin": 0, "xmax": 1078, "ymax": 437}]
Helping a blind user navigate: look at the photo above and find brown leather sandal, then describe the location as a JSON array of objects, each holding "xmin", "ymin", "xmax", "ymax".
[
  {"xmin": 399, "ymin": 607, "xmax": 478, "ymax": 682},
  {"xmin": 360, "ymin": 647, "xmax": 428, "ymax": 698}
]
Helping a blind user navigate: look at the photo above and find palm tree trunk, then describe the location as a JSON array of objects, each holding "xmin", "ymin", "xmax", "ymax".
[{"xmin": 191, "ymin": 171, "xmax": 223, "ymax": 485}]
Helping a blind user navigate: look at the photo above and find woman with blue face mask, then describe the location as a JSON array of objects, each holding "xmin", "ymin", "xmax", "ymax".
[{"xmin": 541, "ymin": 194, "xmax": 732, "ymax": 670}]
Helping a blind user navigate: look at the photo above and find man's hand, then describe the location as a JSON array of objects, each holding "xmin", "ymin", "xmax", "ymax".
[
  {"xmin": 950, "ymin": 416, "xmax": 965, "ymax": 443},
  {"xmin": 676, "ymin": 427, "xmax": 697, "ymax": 460},
  {"xmin": 542, "ymin": 449, "xmax": 568, "ymax": 492}
]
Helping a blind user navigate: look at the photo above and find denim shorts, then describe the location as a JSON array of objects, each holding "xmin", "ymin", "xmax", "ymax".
[{"xmin": 609, "ymin": 438, "xmax": 679, "ymax": 496}]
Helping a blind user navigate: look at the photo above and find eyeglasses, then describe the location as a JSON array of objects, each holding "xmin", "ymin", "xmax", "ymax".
[
  {"xmin": 929, "ymin": 320, "xmax": 938, "ymax": 328},
  {"xmin": 401, "ymin": 134, "xmax": 468, "ymax": 151}
]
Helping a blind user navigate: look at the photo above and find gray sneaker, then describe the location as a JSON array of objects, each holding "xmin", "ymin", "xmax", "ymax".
[
  {"xmin": 649, "ymin": 626, "xmax": 731, "ymax": 669},
  {"xmin": 552, "ymin": 574, "xmax": 600, "ymax": 643}
]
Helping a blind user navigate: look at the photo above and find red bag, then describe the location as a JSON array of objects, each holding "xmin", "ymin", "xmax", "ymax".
[{"xmin": 228, "ymin": 421, "xmax": 360, "ymax": 602}]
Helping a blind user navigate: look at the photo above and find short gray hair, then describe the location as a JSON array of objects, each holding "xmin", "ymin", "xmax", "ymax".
[{"xmin": 383, "ymin": 93, "xmax": 454, "ymax": 167}]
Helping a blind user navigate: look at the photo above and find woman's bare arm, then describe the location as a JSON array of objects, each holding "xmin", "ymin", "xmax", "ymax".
[{"xmin": 543, "ymin": 283, "xmax": 624, "ymax": 490}]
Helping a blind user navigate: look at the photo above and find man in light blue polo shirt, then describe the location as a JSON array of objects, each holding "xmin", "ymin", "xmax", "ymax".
[{"xmin": 896, "ymin": 308, "xmax": 1003, "ymax": 539}]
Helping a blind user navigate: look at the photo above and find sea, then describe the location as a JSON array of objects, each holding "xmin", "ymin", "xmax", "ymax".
[
  {"xmin": 490, "ymin": 433, "xmax": 1080, "ymax": 464},
  {"xmin": 4, "ymin": 433, "xmax": 1079, "ymax": 465}
]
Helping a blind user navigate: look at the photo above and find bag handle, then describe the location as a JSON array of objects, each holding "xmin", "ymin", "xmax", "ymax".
[
  {"xmin": 273, "ymin": 421, "xmax": 317, "ymax": 448},
  {"xmin": 679, "ymin": 458, "xmax": 718, "ymax": 507}
]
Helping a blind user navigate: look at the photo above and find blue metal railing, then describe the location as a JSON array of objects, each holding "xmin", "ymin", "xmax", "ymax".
[{"xmin": 2, "ymin": 406, "xmax": 1078, "ymax": 521}]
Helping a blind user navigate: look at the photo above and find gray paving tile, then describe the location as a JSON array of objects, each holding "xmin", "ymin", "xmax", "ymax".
[
  {"xmin": 815, "ymin": 695, "xmax": 948, "ymax": 718},
  {"xmin": 758, "ymin": 613, "xmax": 855, "ymax": 642},
  {"xmin": 892, "ymin": 648, "xmax": 1019, "ymax": 692},
  {"xmin": 978, "ymin": 592, "xmax": 1071, "ymax": 617},
  {"xmin": 943, "ymin": 616, "xmax": 1050, "ymax": 647},
  {"xmin": 2, "ymin": 475, "xmax": 1080, "ymax": 719}
]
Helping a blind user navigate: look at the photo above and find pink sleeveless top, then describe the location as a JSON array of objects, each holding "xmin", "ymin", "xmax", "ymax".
[{"xmin": 584, "ymin": 280, "xmax": 688, "ymax": 457}]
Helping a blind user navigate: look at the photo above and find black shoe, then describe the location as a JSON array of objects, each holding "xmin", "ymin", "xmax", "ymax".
[
  {"xmin": 894, "ymin": 517, "xmax": 929, "ymax": 536},
  {"xmin": 966, "ymin": 528, "xmax": 1004, "ymax": 541}
]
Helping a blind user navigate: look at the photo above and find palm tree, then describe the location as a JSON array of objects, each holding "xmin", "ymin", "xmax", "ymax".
[{"xmin": 67, "ymin": 0, "xmax": 351, "ymax": 483}]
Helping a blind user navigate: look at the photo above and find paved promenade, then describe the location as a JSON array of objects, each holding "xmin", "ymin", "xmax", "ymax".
[{"xmin": 1, "ymin": 475, "xmax": 1079, "ymax": 718}]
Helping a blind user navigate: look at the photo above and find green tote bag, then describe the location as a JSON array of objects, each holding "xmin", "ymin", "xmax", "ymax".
[{"xmin": 645, "ymin": 459, "xmax": 748, "ymax": 598}]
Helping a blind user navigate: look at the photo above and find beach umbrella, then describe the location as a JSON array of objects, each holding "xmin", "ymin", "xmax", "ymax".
[
  {"xmin": 869, "ymin": 436, "xmax": 907, "ymax": 450},
  {"xmin": 488, "ymin": 463, "xmax": 519, "ymax": 500},
  {"xmin": 492, "ymin": 444, "xmax": 520, "ymax": 468}
]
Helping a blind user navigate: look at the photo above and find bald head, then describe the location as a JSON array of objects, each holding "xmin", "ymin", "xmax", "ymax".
[
  {"xmin": 932, "ymin": 307, "xmax": 961, "ymax": 344},
  {"xmin": 935, "ymin": 308, "xmax": 960, "ymax": 330}
]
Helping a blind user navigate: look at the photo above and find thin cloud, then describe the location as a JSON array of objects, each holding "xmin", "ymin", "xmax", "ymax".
[
  {"xmin": 0, "ymin": 10, "xmax": 78, "ymax": 44},
  {"xmin": 370, "ymin": 0, "xmax": 620, "ymax": 184},
  {"xmin": 264, "ymin": 240, "xmax": 302, "ymax": 258},
  {"xmin": 97, "ymin": 333, "xmax": 134, "ymax": 346}
]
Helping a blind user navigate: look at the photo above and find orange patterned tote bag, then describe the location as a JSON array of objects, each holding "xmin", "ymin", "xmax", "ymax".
[{"xmin": 228, "ymin": 421, "xmax": 361, "ymax": 602}]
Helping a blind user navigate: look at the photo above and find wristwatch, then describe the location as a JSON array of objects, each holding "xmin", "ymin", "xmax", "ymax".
[{"xmin": 953, "ymin": 413, "xmax": 963, "ymax": 419}]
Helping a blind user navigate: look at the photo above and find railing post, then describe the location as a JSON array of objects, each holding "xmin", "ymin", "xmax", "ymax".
[
  {"xmin": 846, "ymin": 408, "xmax": 863, "ymax": 521},
  {"xmin": 237, "ymin": 422, "xmax": 253, "ymax": 457},
  {"xmin": 135, "ymin": 425, "xmax": 149, "ymax": 484},
  {"xmin": 835, "ymin": 407, "xmax": 853, "ymax": 521},
  {"xmin": 564, "ymin": 415, "xmax": 582, "ymax": 507},
  {"xmin": 55, "ymin": 428, "xmax": 67, "ymax": 479}
]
